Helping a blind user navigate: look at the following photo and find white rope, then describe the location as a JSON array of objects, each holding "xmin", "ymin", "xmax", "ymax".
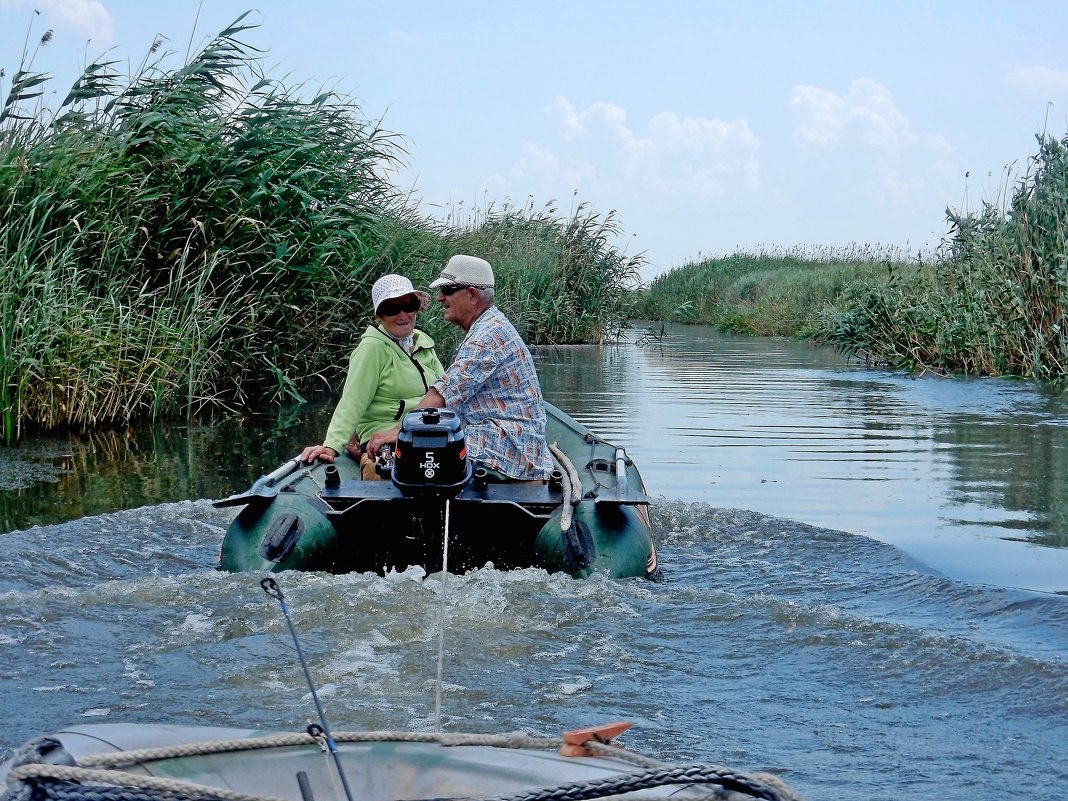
[
  {"xmin": 549, "ymin": 444, "xmax": 581, "ymax": 532},
  {"xmin": 6, "ymin": 763, "xmax": 291, "ymax": 801},
  {"xmin": 62, "ymin": 731, "xmax": 606, "ymax": 770},
  {"xmin": 321, "ymin": 746, "xmax": 343, "ymax": 801},
  {"xmin": 434, "ymin": 498, "xmax": 451, "ymax": 733}
]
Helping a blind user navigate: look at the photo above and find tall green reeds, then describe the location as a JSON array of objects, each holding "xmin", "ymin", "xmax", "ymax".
[
  {"xmin": 817, "ymin": 133, "xmax": 1068, "ymax": 380},
  {"xmin": 0, "ymin": 15, "xmax": 642, "ymax": 440},
  {"xmin": 0, "ymin": 14, "xmax": 419, "ymax": 440},
  {"xmin": 638, "ymin": 130, "xmax": 1068, "ymax": 385},
  {"xmin": 436, "ymin": 197, "xmax": 643, "ymax": 346},
  {"xmin": 633, "ymin": 244, "xmax": 912, "ymax": 336}
]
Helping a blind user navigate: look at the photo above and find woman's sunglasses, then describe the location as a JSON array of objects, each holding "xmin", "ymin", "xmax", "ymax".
[{"xmin": 378, "ymin": 297, "xmax": 421, "ymax": 316}]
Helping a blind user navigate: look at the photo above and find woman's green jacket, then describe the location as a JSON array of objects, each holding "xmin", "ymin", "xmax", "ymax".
[{"xmin": 323, "ymin": 325, "xmax": 444, "ymax": 454}]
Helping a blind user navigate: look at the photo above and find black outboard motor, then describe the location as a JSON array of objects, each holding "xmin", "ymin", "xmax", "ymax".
[{"xmin": 392, "ymin": 408, "xmax": 473, "ymax": 496}]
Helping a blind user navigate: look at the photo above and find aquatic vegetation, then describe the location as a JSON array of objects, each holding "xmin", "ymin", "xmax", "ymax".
[
  {"xmin": 639, "ymin": 129, "xmax": 1068, "ymax": 384},
  {"xmin": 438, "ymin": 196, "xmax": 643, "ymax": 346},
  {"xmin": 818, "ymin": 133, "xmax": 1068, "ymax": 380},
  {"xmin": 632, "ymin": 244, "xmax": 915, "ymax": 337},
  {"xmin": 0, "ymin": 16, "xmax": 640, "ymax": 440}
]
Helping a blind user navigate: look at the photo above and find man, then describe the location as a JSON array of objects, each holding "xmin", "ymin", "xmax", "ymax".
[{"xmin": 367, "ymin": 255, "xmax": 553, "ymax": 481}]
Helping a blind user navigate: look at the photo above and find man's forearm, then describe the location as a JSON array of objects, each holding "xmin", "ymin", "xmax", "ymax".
[{"xmin": 419, "ymin": 386, "xmax": 447, "ymax": 409}]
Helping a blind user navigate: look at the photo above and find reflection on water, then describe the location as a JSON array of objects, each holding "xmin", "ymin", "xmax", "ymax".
[
  {"xmin": 1, "ymin": 324, "xmax": 1067, "ymax": 592},
  {"xmin": 535, "ymin": 324, "xmax": 1068, "ymax": 594},
  {"xmin": 0, "ymin": 406, "xmax": 334, "ymax": 532}
]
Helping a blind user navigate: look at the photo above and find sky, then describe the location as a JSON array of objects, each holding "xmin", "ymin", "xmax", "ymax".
[{"xmin": 3, "ymin": 1, "xmax": 1068, "ymax": 281}]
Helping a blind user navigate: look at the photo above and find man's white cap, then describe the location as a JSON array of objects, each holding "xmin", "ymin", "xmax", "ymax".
[
  {"xmin": 429, "ymin": 255, "xmax": 495, "ymax": 289},
  {"xmin": 370, "ymin": 274, "xmax": 430, "ymax": 314}
]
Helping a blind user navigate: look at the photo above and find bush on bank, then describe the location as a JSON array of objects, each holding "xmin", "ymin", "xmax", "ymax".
[{"xmin": 0, "ymin": 15, "xmax": 641, "ymax": 441}]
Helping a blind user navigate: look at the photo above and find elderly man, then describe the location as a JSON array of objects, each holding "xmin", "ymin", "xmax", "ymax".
[{"xmin": 367, "ymin": 255, "xmax": 553, "ymax": 482}]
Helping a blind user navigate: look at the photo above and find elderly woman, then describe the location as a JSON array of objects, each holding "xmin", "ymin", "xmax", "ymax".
[{"xmin": 300, "ymin": 274, "xmax": 444, "ymax": 480}]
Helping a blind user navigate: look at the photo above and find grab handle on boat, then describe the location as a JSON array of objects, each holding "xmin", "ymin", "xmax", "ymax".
[
  {"xmin": 614, "ymin": 448, "xmax": 629, "ymax": 495},
  {"xmin": 213, "ymin": 458, "xmax": 304, "ymax": 509},
  {"xmin": 264, "ymin": 457, "xmax": 304, "ymax": 487}
]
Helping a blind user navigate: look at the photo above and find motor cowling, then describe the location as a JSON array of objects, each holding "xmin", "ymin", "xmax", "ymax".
[{"xmin": 392, "ymin": 408, "xmax": 472, "ymax": 496}]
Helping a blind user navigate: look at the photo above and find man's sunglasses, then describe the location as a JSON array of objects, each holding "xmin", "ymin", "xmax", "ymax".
[
  {"xmin": 438, "ymin": 284, "xmax": 472, "ymax": 296},
  {"xmin": 377, "ymin": 297, "xmax": 421, "ymax": 316}
]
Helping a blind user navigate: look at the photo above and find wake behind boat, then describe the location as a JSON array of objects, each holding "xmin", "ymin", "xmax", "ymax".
[
  {"xmin": 215, "ymin": 403, "xmax": 659, "ymax": 579},
  {"xmin": 0, "ymin": 576, "xmax": 799, "ymax": 801}
]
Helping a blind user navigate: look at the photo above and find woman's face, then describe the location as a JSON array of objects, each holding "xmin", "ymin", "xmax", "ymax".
[{"xmin": 376, "ymin": 293, "xmax": 421, "ymax": 338}]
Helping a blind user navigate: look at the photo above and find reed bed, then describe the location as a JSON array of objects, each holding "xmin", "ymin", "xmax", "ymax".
[
  {"xmin": 0, "ymin": 16, "xmax": 640, "ymax": 440},
  {"xmin": 432, "ymin": 197, "xmax": 642, "ymax": 347},
  {"xmin": 633, "ymin": 244, "xmax": 913, "ymax": 337},
  {"xmin": 815, "ymin": 133, "xmax": 1068, "ymax": 380}
]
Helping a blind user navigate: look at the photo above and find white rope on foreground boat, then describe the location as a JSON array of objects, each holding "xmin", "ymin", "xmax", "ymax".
[
  {"xmin": 6, "ymin": 763, "xmax": 285, "ymax": 801},
  {"xmin": 3, "ymin": 730, "xmax": 800, "ymax": 801}
]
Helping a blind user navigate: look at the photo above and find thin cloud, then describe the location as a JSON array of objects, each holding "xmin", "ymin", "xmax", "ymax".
[
  {"xmin": 790, "ymin": 78, "xmax": 913, "ymax": 152},
  {"xmin": 789, "ymin": 78, "xmax": 954, "ymax": 204},
  {"xmin": 385, "ymin": 29, "xmax": 425, "ymax": 49},
  {"xmin": 1006, "ymin": 65, "xmax": 1068, "ymax": 104},
  {"xmin": 789, "ymin": 84, "xmax": 846, "ymax": 146},
  {"xmin": 647, "ymin": 110, "xmax": 761, "ymax": 193},
  {"xmin": 509, "ymin": 142, "xmax": 595, "ymax": 186},
  {"xmin": 33, "ymin": 0, "xmax": 113, "ymax": 45},
  {"xmin": 502, "ymin": 95, "xmax": 760, "ymax": 201}
]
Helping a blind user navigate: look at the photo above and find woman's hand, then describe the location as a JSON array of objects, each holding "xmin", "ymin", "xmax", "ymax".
[{"xmin": 299, "ymin": 444, "xmax": 338, "ymax": 464}]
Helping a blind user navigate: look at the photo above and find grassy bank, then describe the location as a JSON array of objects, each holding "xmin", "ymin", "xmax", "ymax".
[
  {"xmin": 638, "ymin": 130, "xmax": 1068, "ymax": 383},
  {"xmin": 0, "ymin": 15, "xmax": 642, "ymax": 441},
  {"xmin": 632, "ymin": 244, "xmax": 917, "ymax": 337}
]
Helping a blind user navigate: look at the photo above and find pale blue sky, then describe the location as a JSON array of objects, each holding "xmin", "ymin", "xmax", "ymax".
[{"xmin": 3, "ymin": 1, "xmax": 1068, "ymax": 279}]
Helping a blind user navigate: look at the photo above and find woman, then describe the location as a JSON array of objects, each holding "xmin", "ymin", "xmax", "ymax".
[{"xmin": 300, "ymin": 274, "xmax": 444, "ymax": 479}]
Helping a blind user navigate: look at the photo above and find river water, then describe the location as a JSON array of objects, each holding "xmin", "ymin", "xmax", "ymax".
[{"xmin": 1, "ymin": 324, "xmax": 1066, "ymax": 801}]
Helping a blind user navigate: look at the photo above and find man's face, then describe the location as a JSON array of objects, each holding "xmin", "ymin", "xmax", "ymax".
[{"xmin": 437, "ymin": 285, "xmax": 478, "ymax": 329}]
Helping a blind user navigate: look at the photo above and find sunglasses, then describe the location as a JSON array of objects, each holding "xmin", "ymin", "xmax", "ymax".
[
  {"xmin": 438, "ymin": 284, "xmax": 472, "ymax": 296},
  {"xmin": 377, "ymin": 297, "xmax": 421, "ymax": 316}
]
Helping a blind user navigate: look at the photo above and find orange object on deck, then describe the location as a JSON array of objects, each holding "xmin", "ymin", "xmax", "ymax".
[{"xmin": 559, "ymin": 721, "xmax": 633, "ymax": 757}]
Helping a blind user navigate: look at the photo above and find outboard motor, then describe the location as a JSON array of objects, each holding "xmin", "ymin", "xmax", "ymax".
[{"xmin": 392, "ymin": 408, "xmax": 473, "ymax": 496}]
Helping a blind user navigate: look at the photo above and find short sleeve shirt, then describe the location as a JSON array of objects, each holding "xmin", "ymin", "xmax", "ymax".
[{"xmin": 433, "ymin": 307, "xmax": 553, "ymax": 479}]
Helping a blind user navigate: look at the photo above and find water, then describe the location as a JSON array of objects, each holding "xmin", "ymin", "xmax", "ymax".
[
  {"xmin": 538, "ymin": 326, "xmax": 1068, "ymax": 594},
  {"xmin": 1, "ymin": 325, "xmax": 1066, "ymax": 801}
]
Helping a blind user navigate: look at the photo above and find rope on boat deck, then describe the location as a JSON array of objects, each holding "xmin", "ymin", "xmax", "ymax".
[
  {"xmin": 15, "ymin": 731, "xmax": 561, "ymax": 771},
  {"xmin": 472, "ymin": 764, "xmax": 799, "ymax": 801},
  {"xmin": 549, "ymin": 444, "xmax": 581, "ymax": 532},
  {"xmin": 3, "ymin": 763, "xmax": 283, "ymax": 801},
  {"xmin": 3, "ymin": 730, "xmax": 800, "ymax": 801}
]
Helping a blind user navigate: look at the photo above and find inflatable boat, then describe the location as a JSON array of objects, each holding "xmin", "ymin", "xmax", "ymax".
[
  {"xmin": 0, "ymin": 721, "xmax": 797, "ymax": 801},
  {"xmin": 214, "ymin": 403, "xmax": 658, "ymax": 579}
]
